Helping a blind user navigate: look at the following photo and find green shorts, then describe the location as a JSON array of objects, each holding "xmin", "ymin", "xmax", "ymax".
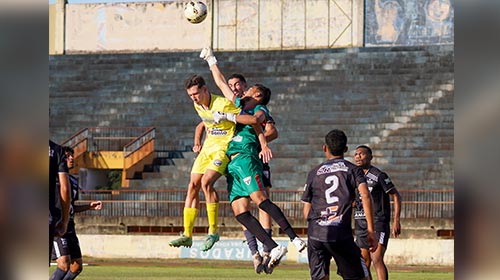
[{"xmin": 226, "ymin": 153, "xmax": 265, "ymax": 203}]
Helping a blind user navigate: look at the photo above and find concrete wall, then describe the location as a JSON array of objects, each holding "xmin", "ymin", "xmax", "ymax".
[
  {"xmin": 65, "ymin": 2, "xmax": 211, "ymax": 53},
  {"xmin": 51, "ymin": 0, "xmax": 454, "ymax": 54},
  {"xmin": 78, "ymin": 234, "xmax": 454, "ymax": 266},
  {"xmin": 58, "ymin": 0, "xmax": 364, "ymax": 53},
  {"xmin": 212, "ymin": 0, "xmax": 364, "ymax": 50}
]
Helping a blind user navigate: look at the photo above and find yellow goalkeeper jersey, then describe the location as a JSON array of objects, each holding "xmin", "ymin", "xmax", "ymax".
[{"xmin": 194, "ymin": 93, "xmax": 241, "ymax": 148}]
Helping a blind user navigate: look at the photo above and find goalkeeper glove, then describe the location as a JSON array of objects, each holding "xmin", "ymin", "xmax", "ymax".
[
  {"xmin": 200, "ymin": 47, "xmax": 217, "ymax": 67},
  {"xmin": 213, "ymin": 111, "xmax": 236, "ymax": 124}
]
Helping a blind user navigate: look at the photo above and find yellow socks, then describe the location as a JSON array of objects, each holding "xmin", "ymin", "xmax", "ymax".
[
  {"xmin": 183, "ymin": 207, "xmax": 198, "ymax": 238},
  {"xmin": 206, "ymin": 202, "xmax": 219, "ymax": 235}
]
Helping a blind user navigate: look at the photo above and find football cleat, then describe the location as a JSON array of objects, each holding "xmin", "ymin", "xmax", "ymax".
[
  {"xmin": 267, "ymin": 245, "xmax": 288, "ymax": 271},
  {"xmin": 252, "ymin": 252, "xmax": 264, "ymax": 274},
  {"xmin": 169, "ymin": 232, "xmax": 193, "ymax": 248},
  {"xmin": 200, "ymin": 233, "xmax": 220, "ymax": 251}
]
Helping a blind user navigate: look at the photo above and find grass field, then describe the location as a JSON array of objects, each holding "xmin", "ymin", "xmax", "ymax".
[{"xmin": 49, "ymin": 259, "xmax": 454, "ymax": 280}]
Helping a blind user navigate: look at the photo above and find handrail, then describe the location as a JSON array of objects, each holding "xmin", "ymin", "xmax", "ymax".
[
  {"xmin": 61, "ymin": 128, "xmax": 89, "ymax": 148},
  {"xmin": 123, "ymin": 127, "xmax": 155, "ymax": 157}
]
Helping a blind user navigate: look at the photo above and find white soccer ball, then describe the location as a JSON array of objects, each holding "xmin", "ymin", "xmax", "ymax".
[{"xmin": 184, "ymin": 1, "xmax": 208, "ymax": 24}]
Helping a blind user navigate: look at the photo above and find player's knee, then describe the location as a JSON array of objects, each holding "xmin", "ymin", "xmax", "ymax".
[
  {"xmin": 57, "ymin": 261, "xmax": 70, "ymax": 272},
  {"xmin": 72, "ymin": 263, "xmax": 83, "ymax": 274},
  {"xmin": 371, "ymin": 255, "xmax": 384, "ymax": 266}
]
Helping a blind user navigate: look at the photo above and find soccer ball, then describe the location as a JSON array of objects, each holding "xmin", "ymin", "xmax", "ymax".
[{"xmin": 184, "ymin": 1, "xmax": 208, "ymax": 24}]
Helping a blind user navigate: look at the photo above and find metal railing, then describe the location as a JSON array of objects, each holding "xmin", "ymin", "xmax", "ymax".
[
  {"xmin": 62, "ymin": 127, "xmax": 155, "ymax": 152},
  {"xmin": 78, "ymin": 189, "xmax": 454, "ymax": 220}
]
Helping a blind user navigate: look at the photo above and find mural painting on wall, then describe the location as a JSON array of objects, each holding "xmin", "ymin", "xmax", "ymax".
[{"xmin": 365, "ymin": 0, "xmax": 454, "ymax": 46}]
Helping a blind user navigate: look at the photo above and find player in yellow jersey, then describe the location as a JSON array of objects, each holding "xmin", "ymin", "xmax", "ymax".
[{"xmin": 169, "ymin": 74, "xmax": 259, "ymax": 251}]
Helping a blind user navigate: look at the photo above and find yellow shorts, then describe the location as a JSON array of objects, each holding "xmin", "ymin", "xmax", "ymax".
[{"xmin": 191, "ymin": 144, "xmax": 230, "ymax": 175}]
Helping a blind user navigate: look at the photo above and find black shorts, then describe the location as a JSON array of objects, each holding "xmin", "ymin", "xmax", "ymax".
[
  {"xmin": 51, "ymin": 230, "xmax": 82, "ymax": 260},
  {"xmin": 355, "ymin": 229, "xmax": 390, "ymax": 249},
  {"xmin": 307, "ymin": 237, "xmax": 368, "ymax": 280},
  {"xmin": 262, "ymin": 163, "xmax": 272, "ymax": 188}
]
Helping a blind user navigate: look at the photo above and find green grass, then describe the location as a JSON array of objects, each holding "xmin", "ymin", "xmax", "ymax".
[{"xmin": 50, "ymin": 260, "xmax": 454, "ymax": 280}]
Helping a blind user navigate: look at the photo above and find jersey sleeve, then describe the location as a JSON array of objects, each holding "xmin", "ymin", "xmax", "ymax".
[
  {"xmin": 378, "ymin": 172, "xmax": 395, "ymax": 193},
  {"xmin": 266, "ymin": 112, "xmax": 276, "ymax": 124},
  {"xmin": 58, "ymin": 148, "xmax": 69, "ymax": 174},
  {"xmin": 353, "ymin": 166, "xmax": 367, "ymax": 189},
  {"xmin": 301, "ymin": 170, "xmax": 315, "ymax": 203}
]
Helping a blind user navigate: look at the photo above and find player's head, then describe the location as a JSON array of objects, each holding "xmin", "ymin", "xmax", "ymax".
[
  {"xmin": 354, "ymin": 145, "xmax": 373, "ymax": 168},
  {"xmin": 228, "ymin": 73, "xmax": 247, "ymax": 97},
  {"xmin": 62, "ymin": 146, "xmax": 75, "ymax": 169},
  {"xmin": 324, "ymin": 129, "xmax": 348, "ymax": 157},
  {"xmin": 184, "ymin": 74, "xmax": 209, "ymax": 106},
  {"xmin": 241, "ymin": 83, "xmax": 271, "ymax": 106}
]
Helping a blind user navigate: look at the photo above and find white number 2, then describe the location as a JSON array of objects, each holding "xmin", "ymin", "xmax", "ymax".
[{"xmin": 325, "ymin": 175, "xmax": 339, "ymax": 204}]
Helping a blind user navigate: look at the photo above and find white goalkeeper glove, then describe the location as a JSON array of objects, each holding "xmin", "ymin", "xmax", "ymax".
[
  {"xmin": 200, "ymin": 47, "xmax": 217, "ymax": 67},
  {"xmin": 213, "ymin": 111, "xmax": 236, "ymax": 124}
]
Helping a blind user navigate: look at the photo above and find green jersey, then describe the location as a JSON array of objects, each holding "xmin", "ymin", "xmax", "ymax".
[{"xmin": 226, "ymin": 98, "xmax": 270, "ymax": 157}]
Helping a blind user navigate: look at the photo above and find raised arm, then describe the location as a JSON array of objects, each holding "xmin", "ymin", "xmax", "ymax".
[{"xmin": 200, "ymin": 47, "xmax": 235, "ymax": 102}]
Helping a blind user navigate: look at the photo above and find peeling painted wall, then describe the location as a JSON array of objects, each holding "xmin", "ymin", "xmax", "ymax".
[
  {"xmin": 365, "ymin": 0, "xmax": 454, "ymax": 46},
  {"xmin": 65, "ymin": 2, "xmax": 212, "ymax": 53},
  {"xmin": 63, "ymin": 0, "xmax": 364, "ymax": 53},
  {"xmin": 211, "ymin": 0, "xmax": 364, "ymax": 50}
]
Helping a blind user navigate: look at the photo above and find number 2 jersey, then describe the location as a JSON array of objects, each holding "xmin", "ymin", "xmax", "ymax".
[{"xmin": 301, "ymin": 158, "xmax": 366, "ymax": 242}]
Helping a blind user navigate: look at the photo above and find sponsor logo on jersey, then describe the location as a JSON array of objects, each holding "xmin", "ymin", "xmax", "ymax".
[
  {"xmin": 243, "ymin": 176, "xmax": 251, "ymax": 185},
  {"xmin": 354, "ymin": 210, "xmax": 366, "ymax": 219},
  {"xmin": 208, "ymin": 128, "xmax": 228, "ymax": 136},
  {"xmin": 366, "ymin": 172, "xmax": 378, "ymax": 182},
  {"xmin": 384, "ymin": 177, "xmax": 392, "ymax": 184},
  {"xmin": 316, "ymin": 162, "xmax": 348, "ymax": 175},
  {"xmin": 318, "ymin": 213, "xmax": 343, "ymax": 226},
  {"xmin": 213, "ymin": 159, "xmax": 222, "ymax": 166}
]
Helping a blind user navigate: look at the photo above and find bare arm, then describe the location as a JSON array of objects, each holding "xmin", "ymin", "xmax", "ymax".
[
  {"xmin": 303, "ymin": 202, "xmax": 311, "ymax": 220},
  {"xmin": 56, "ymin": 172, "xmax": 71, "ymax": 237},
  {"xmin": 193, "ymin": 121, "xmax": 205, "ymax": 153},
  {"xmin": 209, "ymin": 63, "xmax": 235, "ymax": 102},
  {"xmin": 264, "ymin": 122, "xmax": 278, "ymax": 143},
  {"xmin": 74, "ymin": 201, "xmax": 102, "ymax": 213},
  {"xmin": 253, "ymin": 122, "xmax": 272, "ymax": 163},
  {"xmin": 358, "ymin": 182, "xmax": 378, "ymax": 252},
  {"xmin": 389, "ymin": 188, "xmax": 402, "ymax": 238}
]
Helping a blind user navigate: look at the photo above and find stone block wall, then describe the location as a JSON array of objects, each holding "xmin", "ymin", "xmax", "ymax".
[{"xmin": 49, "ymin": 45, "xmax": 454, "ymax": 191}]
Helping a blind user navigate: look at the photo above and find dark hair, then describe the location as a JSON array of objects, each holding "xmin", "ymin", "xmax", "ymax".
[
  {"xmin": 184, "ymin": 74, "xmax": 206, "ymax": 90},
  {"xmin": 62, "ymin": 146, "xmax": 74, "ymax": 155},
  {"xmin": 325, "ymin": 129, "xmax": 347, "ymax": 156},
  {"xmin": 228, "ymin": 73, "xmax": 246, "ymax": 84},
  {"xmin": 253, "ymin": 83, "xmax": 271, "ymax": 105},
  {"xmin": 355, "ymin": 145, "xmax": 372, "ymax": 156}
]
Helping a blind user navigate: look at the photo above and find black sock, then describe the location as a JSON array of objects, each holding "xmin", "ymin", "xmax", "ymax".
[
  {"xmin": 49, "ymin": 268, "xmax": 67, "ymax": 280},
  {"xmin": 244, "ymin": 229, "xmax": 259, "ymax": 255},
  {"xmin": 236, "ymin": 212, "xmax": 277, "ymax": 251},
  {"xmin": 262, "ymin": 228, "xmax": 273, "ymax": 253},
  {"xmin": 258, "ymin": 199, "xmax": 298, "ymax": 240},
  {"xmin": 62, "ymin": 270, "xmax": 80, "ymax": 280}
]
